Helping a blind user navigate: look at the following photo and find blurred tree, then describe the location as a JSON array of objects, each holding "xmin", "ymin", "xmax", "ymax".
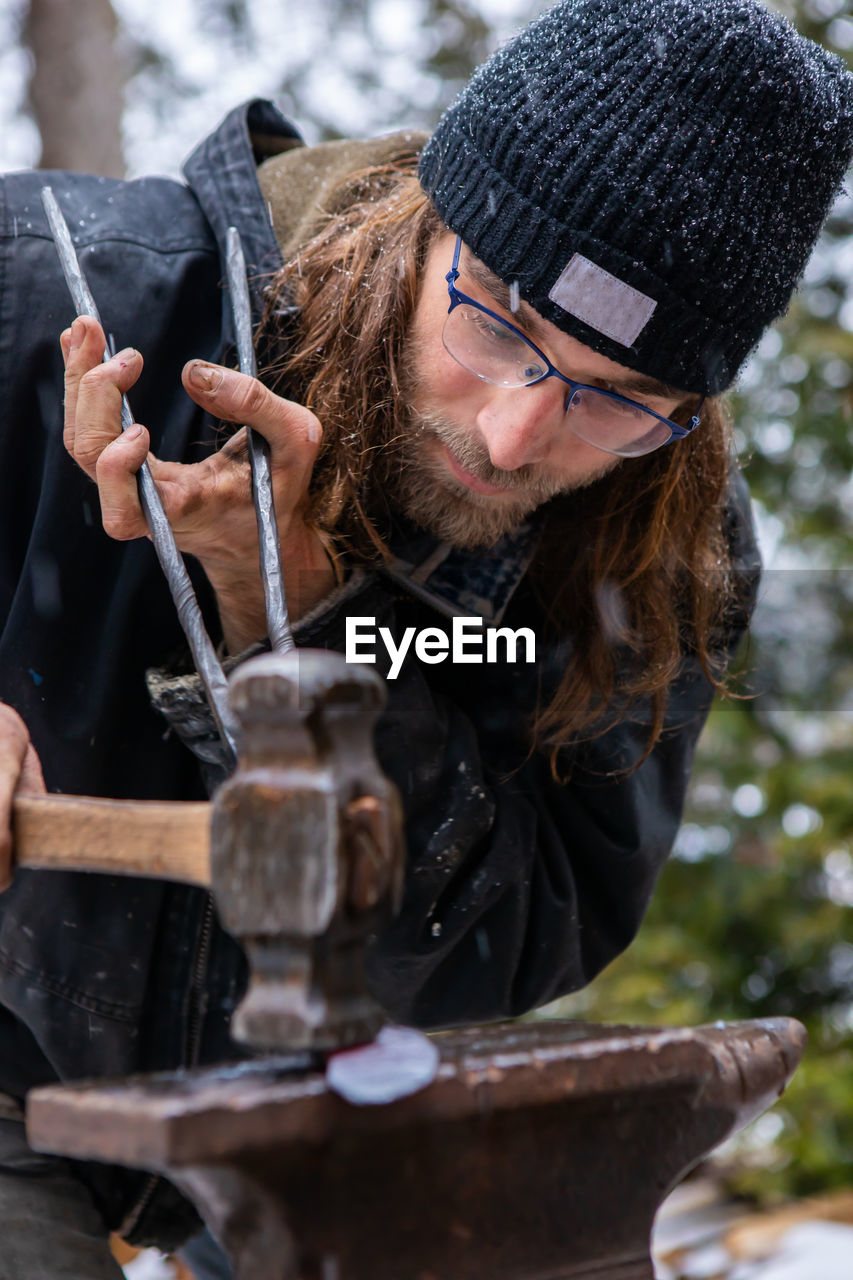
[
  {"xmin": 25, "ymin": 0, "xmax": 125, "ymax": 176},
  {"xmin": 110, "ymin": 0, "xmax": 538, "ymax": 176}
]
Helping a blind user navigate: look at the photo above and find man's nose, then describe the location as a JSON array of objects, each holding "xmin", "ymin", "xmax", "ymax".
[{"xmin": 476, "ymin": 383, "xmax": 564, "ymax": 471}]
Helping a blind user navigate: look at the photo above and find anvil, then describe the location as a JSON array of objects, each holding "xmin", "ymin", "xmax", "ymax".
[{"xmin": 27, "ymin": 1016, "xmax": 805, "ymax": 1280}]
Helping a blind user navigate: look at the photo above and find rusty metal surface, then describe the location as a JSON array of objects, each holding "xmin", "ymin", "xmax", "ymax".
[
  {"xmin": 28, "ymin": 1018, "xmax": 805, "ymax": 1280},
  {"xmin": 27, "ymin": 1018, "xmax": 805, "ymax": 1168},
  {"xmin": 168, "ymin": 1094, "xmax": 667, "ymax": 1280}
]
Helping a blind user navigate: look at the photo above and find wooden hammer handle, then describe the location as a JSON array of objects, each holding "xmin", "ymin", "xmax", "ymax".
[{"xmin": 11, "ymin": 795, "xmax": 212, "ymax": 887}]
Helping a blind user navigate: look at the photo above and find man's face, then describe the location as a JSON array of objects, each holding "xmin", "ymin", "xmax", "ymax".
[{"xmin": 397, "ymin": 231, "xmax": 688, "ymax": 549}]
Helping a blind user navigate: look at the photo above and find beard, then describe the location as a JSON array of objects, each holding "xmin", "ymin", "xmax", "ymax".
[{"xmin": 392, "ymin": 345, "xmax": 620, "ymax": 550}]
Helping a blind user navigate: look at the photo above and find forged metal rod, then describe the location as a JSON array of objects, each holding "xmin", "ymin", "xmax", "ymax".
[
  {"xmin": 41, "ymin": 186, "xmax": 239, "ymax": 767},
  {"xmin": 225, "ymin": 227, "xmax": 294, "ymax": 654}
]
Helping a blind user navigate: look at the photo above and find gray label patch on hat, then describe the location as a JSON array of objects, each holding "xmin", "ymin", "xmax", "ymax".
[{"xmin": 548, "ymin": 255, "xmax": 656, "ymax": 348}]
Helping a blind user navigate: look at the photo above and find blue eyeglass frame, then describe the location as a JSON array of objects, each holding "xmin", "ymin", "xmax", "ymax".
[{"xmin": 445, "ymin": 236, "xmax": 703, "ymax": 447}]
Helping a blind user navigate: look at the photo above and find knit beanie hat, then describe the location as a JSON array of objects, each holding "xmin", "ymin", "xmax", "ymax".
[{"xmin": 419, "ymin": 0, "xmax": 853, "ymax": 395}]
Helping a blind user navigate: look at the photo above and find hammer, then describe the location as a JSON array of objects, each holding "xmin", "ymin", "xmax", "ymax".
[{"xmin": 12, "ymin": 650, "xmax": 405, "ymax": 1054}]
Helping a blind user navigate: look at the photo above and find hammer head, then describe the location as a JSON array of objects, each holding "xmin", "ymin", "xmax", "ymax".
[{"xmin": 211, "ymin": 650, "xmax": 404, "ymax": 1053}]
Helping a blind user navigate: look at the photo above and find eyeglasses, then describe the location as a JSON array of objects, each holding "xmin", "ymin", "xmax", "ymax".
[{"xmin": 443, "ymin": 237, "xmax": 702, "ymax": 459}]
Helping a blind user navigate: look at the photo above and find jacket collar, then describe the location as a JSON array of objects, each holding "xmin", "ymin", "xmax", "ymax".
[
  {"xmin": 182, "ymin": 100, "xmax": 303, "ymax": 343},
  {"xmin": 385, "ymin": 516, "xmax": 542, "ymax": 625}
]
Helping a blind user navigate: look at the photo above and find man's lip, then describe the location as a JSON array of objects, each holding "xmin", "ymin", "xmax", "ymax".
[{"xmin": 439, "ymin": 442, "xmax": 513, "ymax": 496}]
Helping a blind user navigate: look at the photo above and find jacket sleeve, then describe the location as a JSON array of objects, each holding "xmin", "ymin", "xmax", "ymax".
[
  {"xmin": 298, "ymin": 579, "xmax": 725, "ymax": 1027},
  {"xmin": 331, "ymin": 469, "xmax": 762, "ymax": 1027}
]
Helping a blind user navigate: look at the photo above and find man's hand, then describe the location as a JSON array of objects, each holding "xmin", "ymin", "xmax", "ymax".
[
  {"xmin": 61, "ymin": 315, "xmax": 335, "ymax": 652},
  {"xmin": 0, "ymin": 705, "xmax": 46, "ymax": 893}
]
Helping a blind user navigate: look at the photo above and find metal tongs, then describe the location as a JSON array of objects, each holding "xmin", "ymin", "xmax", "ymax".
[{"xmin": 40, "ymin": 188, "xmax": 294, "ymax": 770}]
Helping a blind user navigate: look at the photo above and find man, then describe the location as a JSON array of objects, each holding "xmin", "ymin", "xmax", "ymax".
[{"xmin": 0, "ymin": 0, "xmax": 851, "ymax": 1272}]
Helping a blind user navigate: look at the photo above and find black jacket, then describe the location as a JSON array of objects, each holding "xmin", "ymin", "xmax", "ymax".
[{"xmin": 0, "ymin": 101, "xmax": 760, "ymax": 1245}]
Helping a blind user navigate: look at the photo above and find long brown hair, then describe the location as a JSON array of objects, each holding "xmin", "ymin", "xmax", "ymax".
[{"xmin": 260, "ymin": 156, "xmax": 745, "ymax": 773}]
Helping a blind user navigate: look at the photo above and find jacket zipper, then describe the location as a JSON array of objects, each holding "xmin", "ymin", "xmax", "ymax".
[
  {"xmin": 186, "ymin": 894, "xmax": 215, "ymax": 1068},
  {"xmin": 118, "ymin": 892, "xmax": 215, "ymax": 1242}
]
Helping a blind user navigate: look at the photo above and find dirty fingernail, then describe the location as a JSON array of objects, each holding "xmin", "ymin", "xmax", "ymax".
[
  {"xmin": 188, "ymin": 362, "xmax": 223, "ymax": 393},
  {"xmin": 112, "ymin": 347, "xmax": 137, "ymax": 366}
]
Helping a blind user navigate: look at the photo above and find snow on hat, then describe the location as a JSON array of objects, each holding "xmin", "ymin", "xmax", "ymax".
[{"xmin": 419, "ymin": 0, "xmax": 853, "ymax": 394}]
